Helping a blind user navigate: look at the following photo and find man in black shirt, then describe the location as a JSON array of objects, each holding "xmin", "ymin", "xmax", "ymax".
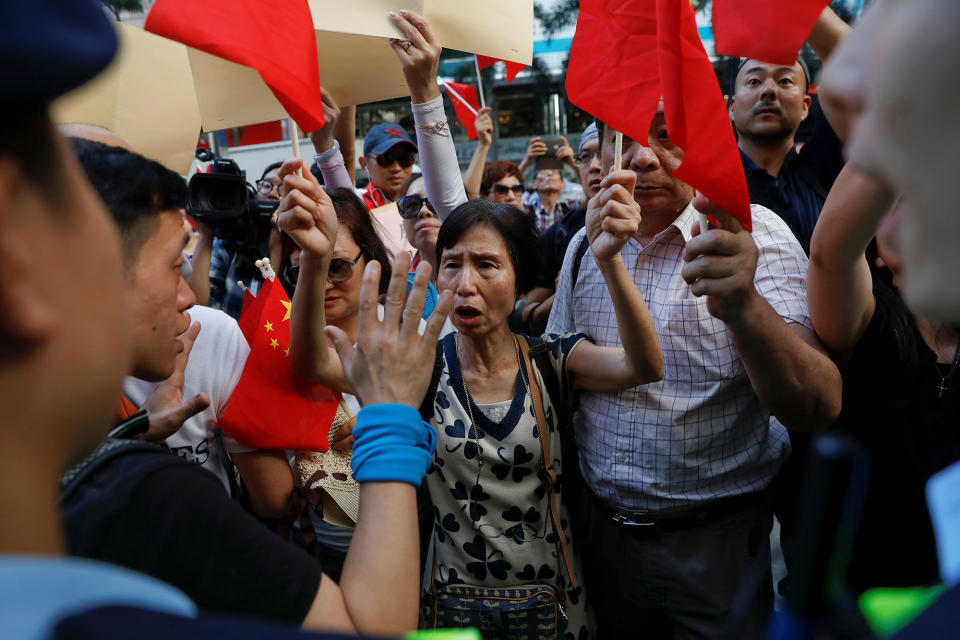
[{"xmin": 728, "ymin": 7, "xmax": 849, "ymax": 254}]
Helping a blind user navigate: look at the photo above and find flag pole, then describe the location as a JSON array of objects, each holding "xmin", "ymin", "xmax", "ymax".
[
  {"xmin": 442, "ymin": 81, "xmax": 478, "ymax": 116},
  {"xmin": 695, "ymin": 190, "xmax": 710, "ymax": 234},
  {"xmin": 614, "ymin": 131, "xmax": 623, "ymax": 171},
  {"xmin": 289, "ymin": 118, "xmax": 301, "ymax": 159},
  {"xmin": 474, "ymin": 56, "xmax": 487, "ymax": 110}
]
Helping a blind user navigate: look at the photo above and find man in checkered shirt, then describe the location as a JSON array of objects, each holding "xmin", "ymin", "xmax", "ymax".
[{"xmin": 546, "ymin": 109, "xmax": 842, "ymax": 638}]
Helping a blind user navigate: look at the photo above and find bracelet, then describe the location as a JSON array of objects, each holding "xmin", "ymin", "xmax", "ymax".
[
  {"xmin": 312, "ymin": 138, "xmax": 340, "ymax": 164},
  {"xmin": 416, "ymin": 120, "xmax": 447, "ymax": 133}
]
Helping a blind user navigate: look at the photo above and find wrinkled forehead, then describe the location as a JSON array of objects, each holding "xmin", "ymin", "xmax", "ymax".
[{"xmin": 735, "ymin": 59, "xmax": 805, "ymax": 86}]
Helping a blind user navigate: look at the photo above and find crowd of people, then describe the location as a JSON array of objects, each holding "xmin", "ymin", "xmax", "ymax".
[{"xmin": 3, "ymin": 0, "xmax": 959, "ymax": 639}]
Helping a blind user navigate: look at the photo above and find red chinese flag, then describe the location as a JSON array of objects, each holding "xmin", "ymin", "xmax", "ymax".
[
  {"xmin": 475, "ymin": 55, "xmax": 526, "ymax": 83},
  {"xmin": 217, "ymin": 278, "xmax": 340, "ymax": 452},
  {"xmin": 713, "ymin": 0, "xmax": 829, "ymax": 66},
  {"xmin": 443, "ymin": 81, "xmax": 482, "ymax": 140},
  {"xmin": 566, "ymin": 0, "xmax": 751, "ymax": 230},
  {"xmin": 656, "ymin": 0, "xmax": 751, "ymax": 230},
  {"xmin": 145, "ymin": 0, "xmax": 325, "ymax": 132}
]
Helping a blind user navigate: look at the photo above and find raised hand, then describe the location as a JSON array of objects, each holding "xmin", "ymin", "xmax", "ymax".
[
  {"xmin": 556, "ymin": 136, "xmax": 576, "ymax": 168},
  {"xmin": 276, "ymin": 157, "xmax": 338, "ymax": 259},
  {"xmin": 141, "ymin": 318, "xmax": 211, "ymax": 443},
  {"xmin": 475, "ymin": 107, "xmax": 493, "ymax": 146},
  {"xmin": 388, "ymin": 10, "xmax": 442, "ymax": 104},
  {"xmin": 325, "ymin": 252, "xmax": 452, "ymax": 408},
  {"xmin": 308, "ymin": 88, "xmax": 342, "ymax": 154},
  {"xmin": 586, "ymin": 169, "xmax": 642, "ymax": 263},
  {"xmin": 681, "ymin": 196, "xmax": 760, "ymax": 323}
]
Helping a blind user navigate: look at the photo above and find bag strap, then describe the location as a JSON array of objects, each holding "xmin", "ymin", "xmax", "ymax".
[
  {"xmin": 419, "ymin": 339, "xmax": 446, "ymax": 421},
  {"xmin": 570, "ymin": 235, "xmax": 590, "ymax": 290},
  {"xmin": 59, "ymin": 438, "xmax": 163, "ymax": 504},
  {"xmin": 529, "ymin": 341, "xmax": 568, "ymax": 427},
  {"xmin": 517, "ymin": 335, "xmax": 577, "ymax": 594}
]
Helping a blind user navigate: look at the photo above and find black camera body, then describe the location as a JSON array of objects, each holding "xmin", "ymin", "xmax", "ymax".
[{"xmin": 186, "ymin": 154, "xmax": 278, "ymax": 249}]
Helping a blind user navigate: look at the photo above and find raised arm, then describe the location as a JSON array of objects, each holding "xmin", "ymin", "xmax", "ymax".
[
  {"xmin": 565, "ymin": 170, "xmax": 665, "ymax": 391},
  {"xmin": 308, "ymin": 89, "xmax": 354, "ymax": 191},
  {"xmin": 305, "ymin": 253, "xmax": 451, "ymax": 635},
  {"xmin": 808, "ymin": 163, "xmax": 895, "ymax": 361},
  {"xmin": 276, "ymin": 158, "xmax": 351, "ymax": 392},
  {"xmin": 807, "ymin": 6, "xmax": 851, "ymax": 64},
  {"xmin": 682, "ymin": 200, "xmax": 842, "ymax": 432},
  {"xmin": 389, "ymin": 10, "xmax": 468, "ymax": 219},
  {"xmin": 463, "ymin": 107, "xmax": 493, "ymax": 199}
]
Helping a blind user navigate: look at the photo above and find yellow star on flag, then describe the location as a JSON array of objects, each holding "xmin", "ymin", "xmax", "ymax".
[
  {"xmin": 280, "ymin": 299, "xmax": 292, "ymax": 322},
  {"xmin": 284, "ymin": 347, "xmax": 290, "ymax": 357},
  {"xmin": 270, "ymin": 338, "xmax": 280, "ymax": 349},
  {"xmin": 264, "ymin": 321, "xmax": 274, "ymax": 332}
]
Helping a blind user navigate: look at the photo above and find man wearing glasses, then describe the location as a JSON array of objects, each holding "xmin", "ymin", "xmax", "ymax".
[{"xmin": 357, "ymin": 123, "xmax": 418, "ymax": 210}]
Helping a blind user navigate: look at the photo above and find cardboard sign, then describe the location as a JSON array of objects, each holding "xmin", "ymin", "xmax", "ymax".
[{"xmin": 51, "ymin": 23, "xmax": 202, "ymax": 174}]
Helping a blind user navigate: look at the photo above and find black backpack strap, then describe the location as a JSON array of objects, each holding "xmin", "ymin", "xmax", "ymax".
[
  {"xmin": 570, "ymin": 235, "xmax": 590, "ymax": 290},
  {"xmin": 59, "ymin": 438, "xmax": 164, "ymax": 504},
  {"xmin": 528, "ymin": 338, "xmax": 568, "ymax": 426},
  {"xmin": 418, "ymin": 338, "xmax": 446, "ymax": 421}
]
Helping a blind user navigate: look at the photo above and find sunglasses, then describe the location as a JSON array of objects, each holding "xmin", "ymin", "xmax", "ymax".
[
  {"xmin": 396, "ymin": 194, "xmax": 437, "ymax": 219},
  {"xmin": 283, "ymin": 251, "xmax": 363, "ymax": 287},
  {"xmin": 372, "ymin": 149, "xmax": 416, "ymax": 169},
  {"xmin": 492, "ymin": 183, "xmax": 524, "ymax": 196}
]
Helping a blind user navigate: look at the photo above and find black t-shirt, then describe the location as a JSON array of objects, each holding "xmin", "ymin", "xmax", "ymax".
[
  {"xmin": 832, "ymin": 289, "xmax": 960, "ymax": 591},
  {"xmin": 536, "ymin": 207, "xmax": 587, "ymax": 290},
  {"xmin": 741, "ymin": 104, "xmax": 844, "ymax": 255},
  {"xmin": 60, "ymin": 447, "xmax": 322, "ymax": 624}
]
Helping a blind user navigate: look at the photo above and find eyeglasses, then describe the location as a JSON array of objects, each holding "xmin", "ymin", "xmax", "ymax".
[
  {"xmin": 256, "ymin": 179, "xmax": 281, "ymax": 197},
  {"xmin": 283, "ymin": 251, "xmax": 363, "ymax": 287},
  {"xmin": 575, "ymin": 150, "xmax": 599, "ymax": 165},
  {"xmin": 372, "ymin": 149, "xmax": 416, "ymax": 169},
  {"xmin": 491, "ymin": 183, "xmax": 524, "ymax": 196},
  {"xmin": 396, "ymin": 194, "xmax": 437, "ymax": 219}
]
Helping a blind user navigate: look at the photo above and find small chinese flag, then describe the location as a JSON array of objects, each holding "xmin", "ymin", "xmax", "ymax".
[
  {"xmin": 443, "ymin": 81, "xmax": 482, "ymax": 140},
  {"xmin": 145, "ymin": 0, "xmax": 325, "ymax": 132},
  {"xmin": 565, "ymin": 0, "xmax": 751, "ymax": 231},
  {"xmin": 713, "ymin": 0, "xmax": 829, "ymax": 66},
  {"xmin": 217, "ymin": 278, "xmax": 339, "ymax": 452},
  {"xmin": 475, "ymin": 55, "xmax": 525, "ymax": 83}
]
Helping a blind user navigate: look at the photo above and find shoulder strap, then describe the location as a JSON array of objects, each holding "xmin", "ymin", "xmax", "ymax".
[
  {"xmin": 517, "ymin": 336, "xmax": 577, "ymax": 596},
  {"xmin": 59, "ymin": 438, "xmax": 164, "ymax": 504},
  {"xmin": 419, "ymin": 338, "xmax": 445, "ymax": 421},
  {"xmin": 570, "ymin": 235, "xmax": 590, "ymax": 290},
  {"xmin": 528, "ymin": 339, "xmax": 568, "ymax": 426}
]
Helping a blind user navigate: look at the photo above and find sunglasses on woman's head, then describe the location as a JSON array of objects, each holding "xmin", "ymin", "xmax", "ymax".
[
  {"xmin": 396, "ymin": 194, "xmax": 437, "ymax": 219},
  {"xmin": 283, "ymin": 251, "xmax": 363, "ymax": 287},
  {"xmin": 492, "ymin": 183, "xmax": 524, "ymax": 196},
  {"xmin": 373, "ymin": 149, "xmax": 416, "ymax": 169}
]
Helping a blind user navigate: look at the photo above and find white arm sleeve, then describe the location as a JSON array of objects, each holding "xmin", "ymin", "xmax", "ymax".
[{"xmin": 412, "ymin": 96, "xmax": 468, "ymax": 220}]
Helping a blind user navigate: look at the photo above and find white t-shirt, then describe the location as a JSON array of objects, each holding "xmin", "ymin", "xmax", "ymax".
[{"xmin": 124, "ymin": 305, "xmax": 253, "ymax": 493}]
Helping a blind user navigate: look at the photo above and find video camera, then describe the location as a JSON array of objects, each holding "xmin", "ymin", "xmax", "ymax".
[{"xmin": 185, "ymin": 149, "xmax": 278, "ymax": 251}]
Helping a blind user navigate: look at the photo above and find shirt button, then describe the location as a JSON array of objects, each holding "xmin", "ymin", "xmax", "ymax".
[
  {"xmin": 621, "ymin": 403, "xmax": 632, "ymax": 413},
  {"xmin": 617, "ymin": 454, "xmax": 627, "ymax": 463}
]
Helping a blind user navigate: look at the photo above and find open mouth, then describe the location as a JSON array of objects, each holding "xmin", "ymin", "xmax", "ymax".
[{"xmin": 455, "ymin": 306, "xmax": 481, "ymax": 321}]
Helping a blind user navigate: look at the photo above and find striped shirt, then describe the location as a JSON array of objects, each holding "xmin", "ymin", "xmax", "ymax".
[{"xmin": 546, "ymin": 202, "xmax": 809, "ymax": 514}]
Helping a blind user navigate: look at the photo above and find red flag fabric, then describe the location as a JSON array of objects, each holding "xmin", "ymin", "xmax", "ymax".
[
  {"xmin": 713, "ymin": 0, "xmax": 829, "ymax": 66},
  {"xmin": 217, "ymin": 278, "xmax": 340, "ymax": 452},
  {"xmin": 475, "ymin": 55, "xmax": 526, "ymax": 83},
  {"xmin": 565, "ymin": 0, "xmax": 751, "ymax": 230},
  {"xmin": 145, "ymin": 0, "xmax": 325, "ymax": 132},
  {"xmin": 443, "ymin": 81, "xmax": 481, "ymax": 140}
]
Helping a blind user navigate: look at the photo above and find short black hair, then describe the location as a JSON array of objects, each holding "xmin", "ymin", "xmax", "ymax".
[
  {"xmin": 435, "ymin": 200, "xmax": 541, "ymax": 295},
  {"xmin": 70, "ymin": 138, "xmax": 187, "ymax": 264},
  {"xmin": 260, "ymin": 161, "xmax": 283, "ymax": 181}
]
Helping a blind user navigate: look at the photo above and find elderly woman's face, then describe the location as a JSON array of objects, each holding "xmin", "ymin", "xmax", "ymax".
[
  {"xmin": 401, "ymin": 177, "xmax": 441, "ymax": 257},
  {"xmin": 437, "ymin": 224, "xmax": 516, "ymax": 338}
]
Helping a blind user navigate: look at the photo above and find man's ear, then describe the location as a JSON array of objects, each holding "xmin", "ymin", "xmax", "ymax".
[
  {"xmin": 358, "ymin": 156, "xmax": 368, "ymax": 172},
  {"xmin": 0, "ymin": 160, "xmax": 59, "ymax": 354},
  {"xmin": 800, "ymin": 94, "xmax": 812, "ymax": 123},
  {"xmin": 728, "ymin": 96, "xmax": 736, "ymax": 121}
]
